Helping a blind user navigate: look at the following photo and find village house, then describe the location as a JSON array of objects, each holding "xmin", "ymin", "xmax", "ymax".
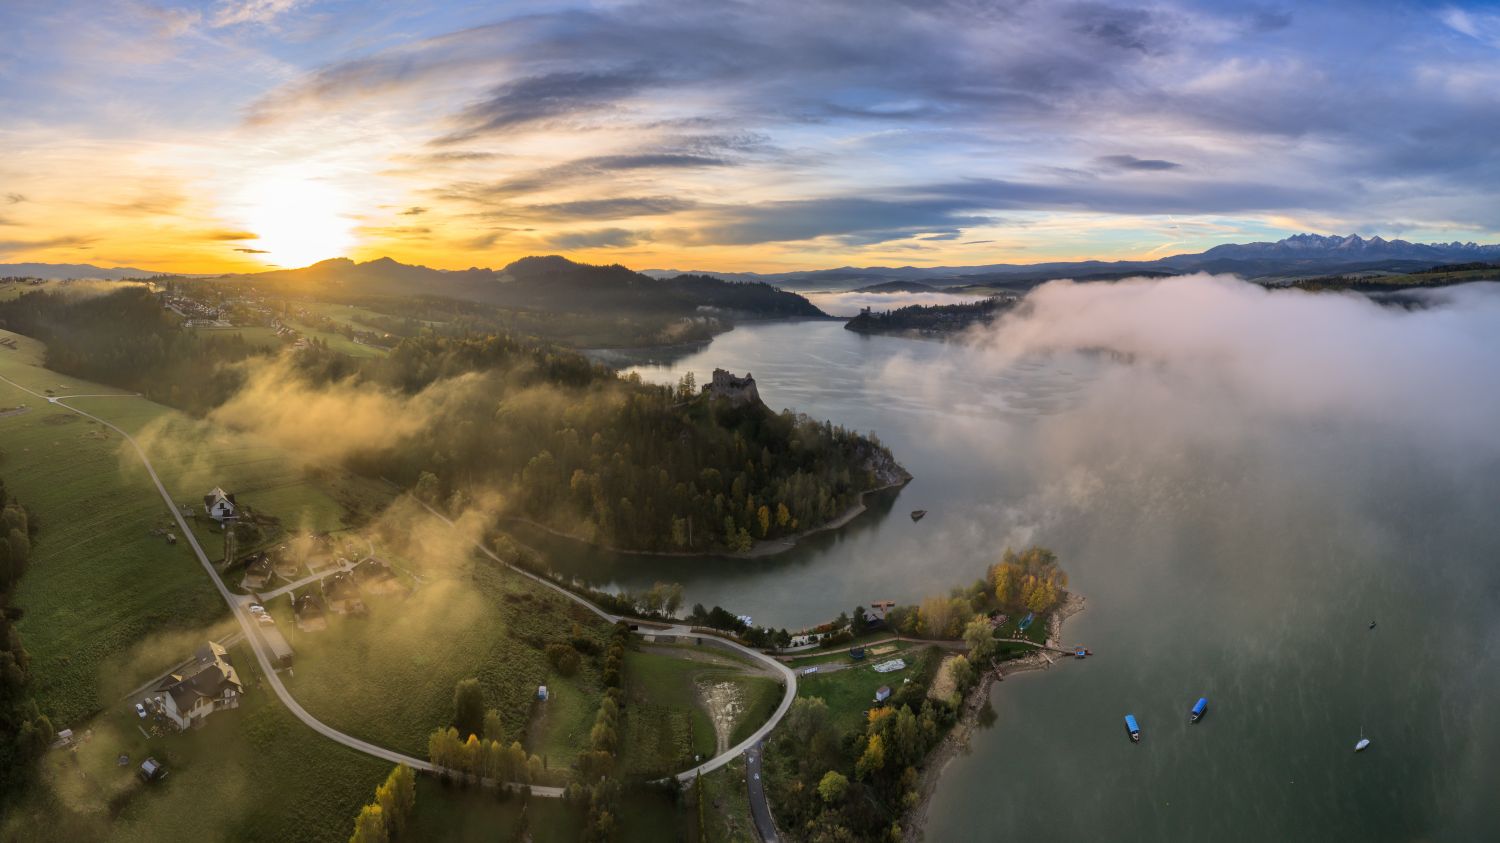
[
  {"xmin": 293, "ymin": 593, "xmax": 327, "ymax": 631},
  {"xmin": 239, "ymin": 552, "xmax": 274, "ymax": 591},
  {"xmin": 152, "ymin": 642, "xmax": 243, "ymax": 729},
  {"xmin": 352, "ymin": 558, "xmax": 403, "ymax": 596},
  {"xmin": 203, "ymin": 487, "xmax": 237, "ymax": 522},
  {"xmin": 322, "ymin": 571, "xmax": 365, "ymax": 615}
]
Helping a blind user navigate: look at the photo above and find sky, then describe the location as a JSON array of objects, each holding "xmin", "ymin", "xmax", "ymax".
[{"xmin": 1, "ymin": 0, "xmax": 1498, "ymax": 273}]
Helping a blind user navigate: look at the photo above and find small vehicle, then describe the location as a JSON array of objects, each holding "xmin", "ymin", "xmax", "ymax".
[
  {"xmin": 248, "ymin": 603, "xmax": 265, "ymax": 614},
  {"xmin": 802, "ymin": 666, "xmax": 819, "ymax": 675},
  {"xmin": 1190, "ymin": 698, "xmax": 1208, "ymax": 723},
  {"xmin": 257, "ymin": 613, "xmax": 276, "ymax": 626},
  {"xmin": 135, "ymin": 703, "xmax": 147, "ymax": 719}
]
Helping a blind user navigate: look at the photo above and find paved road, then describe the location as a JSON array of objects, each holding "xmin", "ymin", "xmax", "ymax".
[
  {"xmin": 412, "ymin": 500, "xmax": 800, "ymax": 783},
  {"xmin": 745, "ymin": 741, "xmax": 780, "ymax": 843},
  {"xmin": 3, "ymin": 371, "xmax": 792, "ymax": 802}
]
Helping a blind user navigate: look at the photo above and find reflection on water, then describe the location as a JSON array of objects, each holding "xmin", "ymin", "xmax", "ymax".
[{"xmin": 565, "ymin": 320, "xmax": 1499, "ymax": 841}]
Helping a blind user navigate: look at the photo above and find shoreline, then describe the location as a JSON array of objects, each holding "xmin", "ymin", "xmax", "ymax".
[
  {"xmin": 905, "ymin": 591, "xmax": 1087, "ymax": 835},
  {"xmin": 502, "ymin": 473, "xmax": 911, "ymax": 561}
]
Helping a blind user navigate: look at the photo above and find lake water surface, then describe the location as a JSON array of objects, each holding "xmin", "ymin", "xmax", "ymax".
[{"xmin": 561, "ymin": 319, "xmax": 1500, "ymax": 841}]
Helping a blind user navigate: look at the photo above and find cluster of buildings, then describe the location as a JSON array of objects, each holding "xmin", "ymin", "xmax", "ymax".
[{"xmin": 141, "ymin": 642, "xmax": 244, "ymax": 731}]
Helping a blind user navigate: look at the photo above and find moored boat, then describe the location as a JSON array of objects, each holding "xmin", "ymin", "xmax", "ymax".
[
  {"xmin": 1125, "ymin": 714, "xmax": 1141, "ymax": 743},
  {"xmin": 1355, "ymin": 738, "xmax": 1370, "ymax": 752},
  {"xmin": 1190, "ymin": 697, "xmax": 1208, "ymax": 723},
  {"xmin": 910, "ymin": 509, "xmax": 927, "ymax": 521}
]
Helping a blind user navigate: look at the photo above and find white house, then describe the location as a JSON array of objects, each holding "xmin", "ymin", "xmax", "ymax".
[
  {"xmin": 203, "ymin": 487, "xmax": 237, "ymax": 522},
  {"xmin": 153, "ymin": 642, "xmax": 243, "ymax": 729}
]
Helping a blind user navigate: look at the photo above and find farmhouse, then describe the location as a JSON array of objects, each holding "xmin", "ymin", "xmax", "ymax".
[
  {"xmin": 293, "ymin": 593, "xmax": 327, "ymax": 631},
  {"xmin": 153, "ymin": 642, "xmax": 243, "ymax": 729},
  {"xmin": 322, "ymin": 571, "xmax": 366, "ymax": 615},
  {"xmin": 203, "ymin": 487, "xmax": 237, "ymax": 522},
  {"xmin": 239, "ymin": 552, "xmax": 274, "ymax": 591}
]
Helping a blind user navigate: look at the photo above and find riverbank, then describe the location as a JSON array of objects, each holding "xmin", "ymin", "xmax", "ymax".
[
  {"xmin": 905, "ymin": 591, "xmax": 1087, "ymax": 835},
  {"xmin": 502, "ymin": 472, "xmax": 911, "ymax": 561}
]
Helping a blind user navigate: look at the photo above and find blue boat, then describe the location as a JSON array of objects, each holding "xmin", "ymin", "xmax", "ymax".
[
  {"xmin": 1125, "ymin": 714, "xmax": 1141, "ymax": 743},
  {"xmin": 1018, "ymin": 612, "xmax": 1035, "ymax": 632},
  {"xmin": 1190, "ymin": 698, "xmax": 1208, "ymax": 723}
]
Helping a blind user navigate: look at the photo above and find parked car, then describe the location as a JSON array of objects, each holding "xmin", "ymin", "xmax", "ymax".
[
  {"xmin": 135, "ymin": 703, "xmax": 147, "ymax": 719},
  {"xmin": 247, "ymin": 603, "xmax": 265, "ymax": 614}
]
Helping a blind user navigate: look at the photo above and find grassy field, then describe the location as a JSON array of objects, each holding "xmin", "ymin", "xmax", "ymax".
[
  {"xmin": 619, "ymin": 643, "xmax": 781, "ymax": 779},
  {"xmin": 187, "ymin": 324, "xmax": 283, "ymax": 348},
  {"xmin": 408, "ymin": 778, "xmax": 694, "ymax": 842},
  {"xmin": 2, "ymin": 643, "xmax": 391, "ymax": 843},
  {"xmin": 797, "ymin": 647, "xmax": 939, "ymax": 734},
  {"xmin": 277, "ymin": 543, "xmax": 610, "ymax": 774},
  {"xmin": 0, "ymin": 331, "xmax": 226, "ymax": 728}
]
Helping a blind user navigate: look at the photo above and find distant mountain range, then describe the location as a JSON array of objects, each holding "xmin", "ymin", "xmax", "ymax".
[
  {"xmin": 0, "ymin": 262, "xmax": 158, "ymax": 280},
  {"xmin": 7, "ymin": 233, "xmax": 1499, "ymax": 297},
  {"xmin": 646, "ymin": 233, "xmax": 1500, "ymax": 292},
  {"xmin": 203, "ymin": 254, "xmax": 826, "ymax": 319}
]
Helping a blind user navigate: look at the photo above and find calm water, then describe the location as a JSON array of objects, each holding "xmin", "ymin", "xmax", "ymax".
[{"xmin": 559, "ymin": 320, "xmax": 1500, "ymax": 841}]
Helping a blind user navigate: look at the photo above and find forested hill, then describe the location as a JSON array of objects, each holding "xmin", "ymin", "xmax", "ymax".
[
  {"xmin": 0, "ymin": 286, "xmax": 900, "ymax": 554},
  {"xmin": 210, "ymin": 254, "xmax": 825, "ymax": 319}
]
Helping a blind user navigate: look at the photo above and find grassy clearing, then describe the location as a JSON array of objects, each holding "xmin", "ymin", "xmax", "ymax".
[
  {"xmin": 2, "ymin": 643, "xmax": 390, "ymax": 843},
  {"xmin": 186, "ymin": 324, "xmax": 282, "ymax": 348},
  {"xmin": 619, "ymin": 643, "xmax": 780, "ymax": 779},
  {"xmin": 279, "ymin": 550, "xmax": 610, "ymax": 773},
  {"xmin": 408, "ymin": 779, "xmax": 692, "ymax": 842},
  {"xmin": 797, "ymin": 648, "xmax": 938, "ymax": 734},
  {"xmin": 696, "ymin": 756, "xmax": 758, "ymax": 843}
]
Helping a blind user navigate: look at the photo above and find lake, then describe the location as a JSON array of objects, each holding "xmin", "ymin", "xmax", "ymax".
[{"xmin": 560, "ymin": 317, "xmax": 1500, "ymax": 841}]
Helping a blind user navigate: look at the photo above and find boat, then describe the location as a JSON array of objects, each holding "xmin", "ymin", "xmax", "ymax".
[
  {"xmin": 1017, "ymin": 612, "xmax": 1034, "ymax": 632},
  {"xmin": 1190, "ymin": 697, "xmax": 1208, "ymax": 723},
  {"xmin": 1125, "ymin": 714, "xmax": 1141, "ymax": 743},
  {"xmin": 1074, "ymin": 647, "xmax": 1087, "ymax": 659},
  {"xmin": 1355, "ymin": 738, "xmax": 1371, "ymax": 752},
  {"xmin": 910, "ymin": 510, "xmax": 927, "ymax": 521}
]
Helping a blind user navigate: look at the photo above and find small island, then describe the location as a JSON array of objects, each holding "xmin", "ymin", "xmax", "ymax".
[{"xmin": 844, "ymin": 295, "xmax": 1018, "ymax": 337}]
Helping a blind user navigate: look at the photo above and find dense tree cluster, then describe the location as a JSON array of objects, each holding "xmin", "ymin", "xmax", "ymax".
[
  {"xmin": 428, "ymin": 680, "xmax": 544, "ymax": 786},
  {"xmin": 0, "ymin": 287, "xmax": 272, "ymax": 414},
  {"xmin": 843, "ymin": 296, "xmax": 1014, "ymax": 337},
  {"xmin": 347, "ymin": 764, "xmax": 417, "ymax": 843},
  {"xmin": 765, "ymin": 679, "xmax": 953, "ymax": 841},
  {"xmin": 360, "ymin": 336, "xmax": 901, "ymax": 553},
  {"xmin": 0, "ymin": 478, "xmax": 51, "ymax": 806}
]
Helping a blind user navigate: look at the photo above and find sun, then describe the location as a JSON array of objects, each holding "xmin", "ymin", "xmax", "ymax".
[{"xmin": 234, "ymin": 174, "xmax": 357, "ymax": 267}]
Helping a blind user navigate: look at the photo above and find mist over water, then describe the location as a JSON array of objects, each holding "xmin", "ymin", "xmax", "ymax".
[
  {"xmin": 555, "ymin": 276, "xmax": 1500, "ymax": 839},
  {"xmin": 804, "ymin": 289, "xmax": 993, "ymax": 317}
]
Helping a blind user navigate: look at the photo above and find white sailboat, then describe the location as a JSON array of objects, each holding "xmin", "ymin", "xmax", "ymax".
[{"xmin": 1354, "ymin": 737, "xmax": 1371, "ymax": 752}]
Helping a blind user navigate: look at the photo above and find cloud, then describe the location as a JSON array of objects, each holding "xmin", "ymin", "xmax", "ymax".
[
  {"xmin": 399, "ymin": 206, "xmax": 428, "ymax": 216},
  {"xmin": 440, "ymin": 151, "xmax": 732, "ymax": 204},
  {"xmin": 4, "ymin": 194, "xmax": 24, "ymax": 204},
  {"xmin": 543, "ymin": 228, "xmax": 643, "ymax": 250},
  {"xmin": 204, "ymin": 229, "xmax": 259, "ymax": 241},
  {"xmin": 233, "ymin": 247, "xmax": 269, "ymax": 253},
  {"xmin": 966, "ymin": 275, "xmax": 1500, "ymax": 448},
  {"xmin": 1097, "ymin": 154, "xmax": 1183, "ymax": 171},
  {"xmin": 210, "ymin": 0, "xmax": 307, "ymax": 28},
  {"xmin": 0, "ymin": 235, "xmax": 95, "ymax": 255},
  {"xmin": 437, "ymin": 68, "xmax": 657, "ymax": 143},
  {"xmin": 514, "ymin": 196, "xmax": 697, "ymax": 221}
]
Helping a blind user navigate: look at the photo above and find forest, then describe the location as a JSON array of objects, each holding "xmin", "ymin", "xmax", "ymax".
[
  {"xmin": 0, "ymin": 476, "xmax": 51, "ymax": 807},
  {"xmin": 843, "ymin": 296, "xmax": 1015, "ymax": 337},
  {"xmin": 0, "ymin": 287, "xmax": 902, "ymax": 554}
]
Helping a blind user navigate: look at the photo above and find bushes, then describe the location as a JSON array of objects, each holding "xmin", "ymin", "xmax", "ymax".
[{"xmin": 545, "ymin": 643, "xmax": 582, "ymax": 677}]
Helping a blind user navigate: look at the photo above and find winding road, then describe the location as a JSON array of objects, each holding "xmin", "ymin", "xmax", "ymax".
[{"xmin": 1, "ymin": 371, "xmax": 796, "ymax": 812}]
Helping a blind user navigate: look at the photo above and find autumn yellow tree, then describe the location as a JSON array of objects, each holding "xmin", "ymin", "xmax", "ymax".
[{"xmin": 856, "ymin": 733, "xmax": 886, "ymax": 780}]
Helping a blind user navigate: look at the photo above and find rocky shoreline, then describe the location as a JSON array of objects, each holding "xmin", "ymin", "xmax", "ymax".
[{"xmin": 905, "ymin": 591, "xmax": 1087, "ymax": 836}]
